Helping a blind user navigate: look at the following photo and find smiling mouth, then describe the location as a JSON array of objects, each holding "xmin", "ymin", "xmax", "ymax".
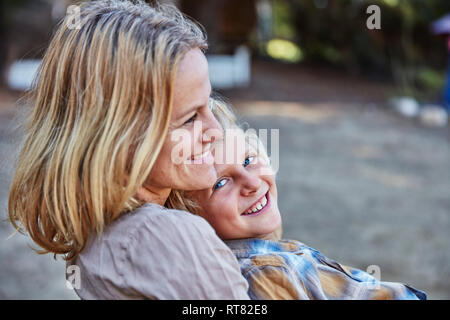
[
  {"xmin": 191, "ymin": 149, "xmax": 211, "ymax": 160},
  {"xmin": 242, "ymin": 192, "xmax": 270, "ymax": 216},
  {"xmin": 190, "ymin": 143, "xmax": 213, "ymax": 163}
]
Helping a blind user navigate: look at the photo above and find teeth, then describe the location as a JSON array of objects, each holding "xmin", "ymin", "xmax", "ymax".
[
  {"xmin": 243, "ymin": 195, "xmax": 268, "ymax": 215},
  {"xmin": 261, "ymin": 196, "xmax": 267, "ymax": 206},
  {"xmin": 192, "ymin": 150, "xmax": 211, "ymax": 161},
  {"xmin": 192, "ymin": 145, "xmax": 212, "ymax": 160},
  {"xmin": 196, "ymin": 151, "xmax": 209, "ymax": 159},
  {"xmin": 201, "ymin": 151, "xmax": 210, "ymax": 159}
]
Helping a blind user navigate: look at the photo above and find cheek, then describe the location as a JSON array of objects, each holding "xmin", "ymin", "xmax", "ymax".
[
  {"xmin": 265, "ymin": 175, "xmax": 277, "ymax": 197},
  {"xmin": 148, "ymin": 145, "xmax": 170, "ymax": 176},
  {"xmin": 157, "ymin": 130, "xmax": 181, "ymax": 163},
  {"xmin": 181, "ymin": 128, "xmax": 198, "ymax": 153},
  {"xmin": 191, "ymin": 127, "xmax": 207, "ymax": 158},
  {"xmin": 167, "ymin": 130, "xmax": 190, "ymax": 161},
  {"xmin": 270, "ymin": 183, "xmax": 278, "ymax": 201},
  {"xmin": 146, "ymin": 135, "xmax": 183, "ymax": 184},
  {"xmin": 206, "ymin": 198, "xmax": 237, "ymax": 224}
]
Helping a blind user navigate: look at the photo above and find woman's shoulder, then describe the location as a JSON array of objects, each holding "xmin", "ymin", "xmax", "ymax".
[
  {"xmin": 101, "ymin": 202, "xmax": 220, "ymax": 259},
  {"xmin": 109, "ymin": 202, "xmax": 209, "ymax": 233},
  {"xmin": 78, "ymin": 203, "xmax": 216, "ymax": 269},
  {"xmin": 72, "ymin": 203, "xmax": 225, "ymax": 299},
  {"xmin": 98, "ymin": 202, "xmax": 212, "ymax": 243}
]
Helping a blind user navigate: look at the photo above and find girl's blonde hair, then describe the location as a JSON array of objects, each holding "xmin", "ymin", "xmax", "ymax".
[{"xmin": 8, "ymin": 0, "xmax": 208, "ymax": 260}]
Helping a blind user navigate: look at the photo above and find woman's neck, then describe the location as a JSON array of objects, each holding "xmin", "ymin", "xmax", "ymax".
[{"xmin": 135, "ymin": 185, "xmax": 171, "ymax": 206}]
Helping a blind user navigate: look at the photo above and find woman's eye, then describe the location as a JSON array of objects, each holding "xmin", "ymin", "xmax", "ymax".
[
  {"xmin": 244, "ymin": 156, "xmax": 254, "ymax": 167},
  {"xmin": 213, "ymin": 178, "xmax": 227, "ymax": 190},
  {"xmin": 184, "ymin": 113, "xmax": 198, "ymax": 125}
]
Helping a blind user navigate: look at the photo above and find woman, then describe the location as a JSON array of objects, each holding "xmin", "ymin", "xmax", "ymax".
[{"xmin": 8, "ymin": 0, "xmax": 249, "ymax": 299}]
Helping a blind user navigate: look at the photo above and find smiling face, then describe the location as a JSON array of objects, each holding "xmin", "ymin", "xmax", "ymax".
[
  {"xmin": 189, "ymin": 131, "xmax": 281, "ymax": 240},
  {"xmin": 144, "ymin": 48, "xmax": 223, "ymax": 195}
]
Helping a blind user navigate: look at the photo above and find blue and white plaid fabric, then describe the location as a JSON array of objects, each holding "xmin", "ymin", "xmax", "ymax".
[{"xmin": 225, "ymin": 238, "xmax": 426, "ymax": 300}]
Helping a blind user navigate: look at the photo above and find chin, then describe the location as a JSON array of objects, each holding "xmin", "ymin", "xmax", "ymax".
[
  {"xmin": 263, "ymin": 210, "xmax": 282, "ymax": 233},
  {"xmin": 185, "ymin": 164, "xmax": 217, "ymax": 190}
]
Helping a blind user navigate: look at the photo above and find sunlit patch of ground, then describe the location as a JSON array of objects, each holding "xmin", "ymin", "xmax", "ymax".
[{"xmin": 236, "ymin": 100, "xmax": 339, "ymax": 124}]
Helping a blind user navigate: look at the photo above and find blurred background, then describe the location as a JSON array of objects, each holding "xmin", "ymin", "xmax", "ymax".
[{"xmin": 0, "ymin": 0, "xmax": 449, "ymax": 299}]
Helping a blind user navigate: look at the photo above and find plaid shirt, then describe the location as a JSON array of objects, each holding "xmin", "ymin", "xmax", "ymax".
[{"xmin": 225, "ymin": 238, "xmax": 426, "ymax": 300}]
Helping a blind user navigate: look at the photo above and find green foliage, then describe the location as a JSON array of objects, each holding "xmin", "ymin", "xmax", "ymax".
[
  {"xmin": 416, "ymin": 68, "xmax": 445, "ymax": 92},
  {"xmin": 266, "ymin": 38, "xmax": 303, "ymax": 62},
  {"xmin": 267, "ymin": 0, "xmax": 450, "ymax": 99},
  {"xmin": 272, "ymin": 0, "xmax": 296, "ymax": 39}
]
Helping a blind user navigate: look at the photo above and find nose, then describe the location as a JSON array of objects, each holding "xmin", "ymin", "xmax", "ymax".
[
  {"xmin": 239, "ymin": 169, "xmax": 262, "ymax": 197},
  {"xmin": 201, "ymin": 107, "xmax": 224, "ymax": 144}
]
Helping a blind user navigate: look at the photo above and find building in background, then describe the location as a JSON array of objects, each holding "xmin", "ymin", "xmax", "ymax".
[{"xmin": 3, "ymin": 0, "xmax": 267, "ymax": 90}]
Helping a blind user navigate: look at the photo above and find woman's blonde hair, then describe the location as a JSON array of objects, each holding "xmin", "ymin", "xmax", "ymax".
[{"xmin": 8, "ymin": 0, "xmax": 208, "ymax": 260}]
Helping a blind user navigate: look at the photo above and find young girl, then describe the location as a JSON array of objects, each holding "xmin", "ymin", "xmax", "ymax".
[{"xmin": 168, "ymin": 127, "xmax": 427, "ymax": 300}]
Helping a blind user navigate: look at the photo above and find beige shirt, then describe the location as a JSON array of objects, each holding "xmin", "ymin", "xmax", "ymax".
[{"xmin": 68, "ymin": 203, "xmax": 249, "ymax": 299}]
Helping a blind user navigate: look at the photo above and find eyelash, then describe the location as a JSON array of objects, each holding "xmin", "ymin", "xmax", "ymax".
[
  {"xmin": 184, "ymin": 113, "xmax": 198, "ymax": 125},
  {"xmin": 213, "ymin": 178, "xmax": 227, "ymax": 190},
  {"xmin": 244, "ymin": 156, "xmax": 254, "ymax": 167},
  {"xmin": 213, "ymin": 156, "xmax": 254, "ymax": 190}
]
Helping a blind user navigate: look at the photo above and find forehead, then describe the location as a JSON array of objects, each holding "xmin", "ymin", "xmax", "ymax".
[
  {"xmin": 177, "ymin": 48, "xmax": 209, "ymax": 75},
  {"xmin": 172, "ymin": 48, "xmax": 211, "ymax": 116}
]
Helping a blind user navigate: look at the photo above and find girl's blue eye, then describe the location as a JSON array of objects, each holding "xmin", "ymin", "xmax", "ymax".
[
  {"xmin": 244, "ymin": 156, "xmax": 254, "ymax": 167},
  {"xmin": 214, "ymin": 178, "xmax": 227, "ymax": 190}
]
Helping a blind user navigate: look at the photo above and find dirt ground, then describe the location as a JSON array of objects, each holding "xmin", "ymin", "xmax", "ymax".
[{"xmin": 1, "ymin": 60, "xmax": 449, "ymax": 299}]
